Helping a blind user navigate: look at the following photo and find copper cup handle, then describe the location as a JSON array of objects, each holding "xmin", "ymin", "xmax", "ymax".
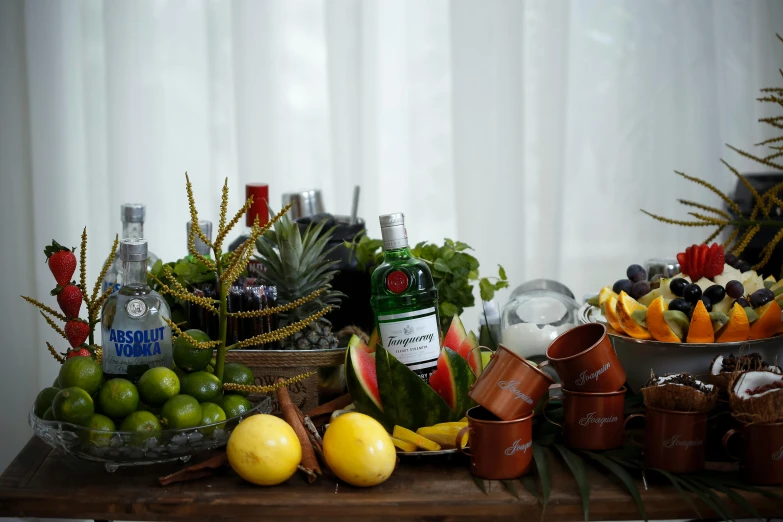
[
  {"xmin": 537, "ymin": 360, "xmax": 550, "ymax": 370},
  {"xmin": 457, "ymin": 426, "xmax": 473, "ymax": 456},
  {"xmin": 722, "ymin": 428, "xmax": 742, "ymax": 461},
  {"xmin": 623, "ymin": 413, "xmax": 645, "ymax": 447},
  {"xmin": 542, "ymin": 395, "xmax": 563, "ymax": 428},
  {"xmin": 467, "ymin": 346, "xmax": 493, "ymax": 378}
]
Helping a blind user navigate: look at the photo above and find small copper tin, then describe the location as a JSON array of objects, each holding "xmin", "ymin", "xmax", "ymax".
[
  {"xmin": 723, "ymin": 420, "xmax": 783, "ymax": 485},
  {"xmin": 545, "ymin": 323, "xmax": 625, "ymax": 392},
  {"xmin": 629, "ymin": 406, "xmax": 707, "ymax": 474},
  {"xmin": 543, "ymin": 386, "xmax": 628, "ymax": 450},
  {"xmin": 457, "ymin": 406, "xmax": 534, "ymax": 480},
  {"xmin": 468, "ymin": 344, "xmax": 555, "ymax": 421}
]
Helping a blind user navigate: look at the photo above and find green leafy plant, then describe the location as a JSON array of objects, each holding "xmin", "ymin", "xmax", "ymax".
[{"xmin": 346, "ymin": 235, "xmax": 508, "ymax": 331}]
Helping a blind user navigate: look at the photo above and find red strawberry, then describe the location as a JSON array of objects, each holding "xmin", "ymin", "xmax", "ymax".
[
  {"xmin": 44, "ymin": 240, "xmax": 76, "ymax": 286},
  {"xmin": 676, "ymin": 252, "xmax": 688, "ymax": 275},
  {"xmin": 704, "ymin": 243, "xmax": 725, "ymax": 279},
  {"xmin": 52, "ymin": 284, "xmax": 83, "ymax": 319},
  {"xmin": 696, "ymin": 244, "xmax": 709, "ymax": 280},
  {"xmin": 686, "ymin": 245, "xmax": 696, "ymax": 278},
  {"xmin": 64, "ymin": 319, "xmax": 89, "ymax": 348},
  {"xmin": 66, "ymin": 347, "xmax": 92, "ymax": 359}
]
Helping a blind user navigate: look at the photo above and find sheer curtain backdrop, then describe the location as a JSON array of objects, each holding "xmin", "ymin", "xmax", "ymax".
[{"xmin": 1, "ymin": 0, "xmax": 782, "ymax": 471}]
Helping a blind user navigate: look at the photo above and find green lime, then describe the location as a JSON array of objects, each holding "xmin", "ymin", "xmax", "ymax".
[
  {"xmin": 160, "ymin": 395, "xmax": 202, "ymax": 429},
  {"xmin": 58, "ymin": 357, "xmax": 103, "ymax": 396},
  {"xmin": 52, "ymin": 387, "xmax": 94, "ymax": 425},
  {"xmin": 199, "ymin": 402, "xmax": 226, "ymax": 434},
  {"xmin": 137, "ymin": 402, "xmax": 160, "ymax": 415},
  {"xmin": 222, "ymin": 363, "xmax": 254, "ymax": 396},
  {"xmin": 120, "ymin": 411, "xmax": 161, "ymax": 445},
  {"xmin": 52, "ymin": 376, "xmax": 61, "ymax": 388},
  {"xmin": 138, "ymin": 367, "xmax": 180, "ymax": 406},
  {"xmin": 98, "ymin": 378, "xmax": 140, "ymax": 419},
  {"xmin": 85, "ymin": 413, "xmax": 116, "ymax": 446},
  {"xmin": 173, "ymin": 365, "xmax": 188, "ymax": 380},
  {"xmin": 34, "ymin": 387, "xmax": 61, "ymax": 417},
  {"xmin": 173, "ymin": 329, "xmax": 213, "ymax": 371},
  {"xmin": 42, "ymin": 407, "xmax": 55, "ymax": 420},
  {"xmin": 180, "ymin": 371, "xmax": 221, "ymax": 402},
  {"xmin": 218, "ymin": 395, "xmax": 253, "ymax": 419}
]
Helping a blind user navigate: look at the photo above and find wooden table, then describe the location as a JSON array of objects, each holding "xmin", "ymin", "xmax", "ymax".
[{"xmin": 1, "ymin": 438, "xmax": 781, "ymax": 521}]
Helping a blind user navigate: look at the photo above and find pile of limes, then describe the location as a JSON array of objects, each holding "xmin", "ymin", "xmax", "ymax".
[{"xmin": 33, "ymin": 329, "xmax": 256, "ymax": 444}]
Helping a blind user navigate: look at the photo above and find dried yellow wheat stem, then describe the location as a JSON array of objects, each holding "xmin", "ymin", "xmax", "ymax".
[
  {"xmin": 703, "ymin": 225, "xmax": 725, "ymax": 245},
  {"xmin": 222, "ymin": 372, "xmax": 315, "ymax": 394},
  {"xmin": 185, "ymin": 173, "xmax": 214, "ymax": 251},
  {"xmin": 720, "ymin": 159, "xmax": 768, "ymax": 218},
  {"xmin": 41, "ymin": 311, "xmax": 68, "ymax": 340},
  {"xmin": 21, "ymin": 296, "xmax": 67, "ymax": 322},
  {"xmin": 677, "ymin": 199, "xmax": 731, "ymax": 220},
  {"xmin": 687, "ymin": 212, "xmax": 729, "ymax": 226},
  {"xmin": 79, "ymin": 228, "xmax": 88, "ymax": 303},
  {"xmin": 640, "ymin": 210, "xmax": 714, "ymax": 227},
  {"xmin": 727, "ymin": 144, "xmax": 783, "ymax": 172},
  {"xmin": 674, "ymin": 170, "xmax": 744, "ymax": 216},
  {"xmin": 162, "ymin": 316, "xmax": 221, "ymax": 349},
  {"xmin": 46, "ymin": 342, "xmax": 65, "ymax": 364},
  {"xmin": 732, "ymin": 225, "xmax": 760, "ymax": 257},
  {"xmin": 92, "ymin": 235, "xmax": 118, "ymax": 304},
  {"xmin": 227, "ymin": 288, "xmax": 325, "ymax": 318},
  {"xmin": 232, "ymin": 306, "xmax": 332, "ymax": 349}
]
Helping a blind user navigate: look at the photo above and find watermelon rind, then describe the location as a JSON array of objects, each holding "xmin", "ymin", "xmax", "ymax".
[
  {"xmin": 375, "ymin": 344, "xmax": 454, "ymax": 430},
  {"xmin": 442, "ymin": 314, "xmax": 467, "ymax": 351},
  {"xmin": 345, "ymin": 345, "xmax": 392, "ymax": 431},
  {"xmin": 439, "ymin": 347, "xmax": 476, "ymax": 418},
  {"xmin": 457, "ymin": 331, "xmax": 483, "ymax": 377},
  {"xmin": 348, "ymin": 334, "xmax": 374, "ymax": 354}
]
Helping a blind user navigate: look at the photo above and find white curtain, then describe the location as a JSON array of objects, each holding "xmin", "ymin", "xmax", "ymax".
[{"xmin": 1, "ymin": 0, "xmax": 782, "ymax": 470}]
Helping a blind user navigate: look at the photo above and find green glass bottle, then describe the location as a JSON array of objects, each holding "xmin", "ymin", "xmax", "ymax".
[{"xmin": 370, "ymin": 213, "xmax": 441, "ymax": 380}]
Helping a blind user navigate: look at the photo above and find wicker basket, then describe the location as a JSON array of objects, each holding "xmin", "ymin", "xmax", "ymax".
[{"xmin": 225, "ymin": 348, "xmax": 347, "ymax": 415}]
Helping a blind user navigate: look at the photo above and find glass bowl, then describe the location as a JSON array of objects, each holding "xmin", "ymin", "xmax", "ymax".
[{"xmin": 29, "ymin": 396, "xmax": 272, "ymax": 471}]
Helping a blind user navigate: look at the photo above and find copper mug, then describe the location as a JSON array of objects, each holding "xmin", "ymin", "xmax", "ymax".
[
  {"xmin": 457, "ymin": 406, "xmax": 534, "ymax": 480},
  {"xmin": 627, "ymin": 407, "xmax": 707, "ymax": 473},
  {"xmin": 542, "ymin": 386, "xmax": 629, "ymax": 450},
  {"xmin": 468, "ymin": 344, "xmax": 555, "ymax": 421},
  {"xmin": 723, "ymin": 421, "xmax": 783, "ymax": 485},
  {"xmin": 545, "ymin": 323, "xmax": 625, "ymax": 392}
]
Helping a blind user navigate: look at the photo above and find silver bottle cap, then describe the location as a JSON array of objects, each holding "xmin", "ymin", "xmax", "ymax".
[
  {"xmin": 188, "ymin": 220, "xmax": 213, "ymax": 255},
  {"xmin": 379, "ymin": 213, "xmax": 408, "ymax": 250},
  {"xmin": 120, "ymin": 238, "xmax": 148, "ymax": 262},
  {"xmin": 121, "ymin": 203, "xmax": 146, "ymax": 223}
]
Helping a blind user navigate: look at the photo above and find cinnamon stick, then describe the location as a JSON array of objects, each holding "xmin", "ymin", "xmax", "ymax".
[
  {"xmin": 276, "ymin": 378, "xmax": 321, "ymax": 482},
  {"xmin": 159, "ymin": 452, "xmax": 229, "ymax": 486},
  {"xmin": 305, "ymin": 393, "xmax": 352, "ymax": 418}
]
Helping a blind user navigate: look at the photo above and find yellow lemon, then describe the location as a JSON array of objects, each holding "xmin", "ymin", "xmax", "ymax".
[
  {"xmin": 227, "ymin": 414, "xmax": 301, "ymax": 486},
  {"xmin": 323, "ymin": 412, "xmax": 396, "ymax": 487}
]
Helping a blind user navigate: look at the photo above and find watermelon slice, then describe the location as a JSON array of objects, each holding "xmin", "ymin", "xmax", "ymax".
[
  {"xmin": 429, "ymin": 347, "xmax": 476, "ymax": 418},
  {"xmin": 457, "ymin": 331, "xmax": 483, "ymax": 376},
  {"xmin": 348, "ymin": 333, "xmax": 374, "ymax": 354},
  {"xmin": 346, "ymin": 340, "xmax": 382, "ymax": 411},
  {"xmin": 367, "ymin": 328, "xmax": 380, "ymax": 353},
  {"xmin": 443, "ymin": 314, "xmax": 467, "ymax": 351}
]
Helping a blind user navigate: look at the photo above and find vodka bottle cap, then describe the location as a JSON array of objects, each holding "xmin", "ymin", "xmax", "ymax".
[
  {"xmin": 120, "ymin": 238, "xmax": 148, "ymax": 262},
  {"xmin": 187, "ymin": 220, "xmax": 213, "ymax": 255},
  {"xmin": 121, "ymin": 203, "xmax": 146, "ymax": 223},
  {"xmin": 246, "ymin": 184, "xmax": 269, "ymax": 227}
]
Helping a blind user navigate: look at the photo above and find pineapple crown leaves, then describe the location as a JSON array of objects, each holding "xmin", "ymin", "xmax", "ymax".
[
  {"xmin": 254, "ymin": 211, "xmax": 345, "ymax": 321},
  {"xmin": 642, "ymin": 33, "xmax": 783, "ymax": 274}
]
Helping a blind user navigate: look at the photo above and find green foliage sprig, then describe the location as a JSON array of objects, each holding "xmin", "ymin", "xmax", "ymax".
[{"xmin": 346, "ymin": 236, "xmax": 508, "ymax": 331}]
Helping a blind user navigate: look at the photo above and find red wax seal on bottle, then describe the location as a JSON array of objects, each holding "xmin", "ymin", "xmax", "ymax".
[{"xmin": 386, "ymin": 270, "xmax": 409, "ymax": 294}]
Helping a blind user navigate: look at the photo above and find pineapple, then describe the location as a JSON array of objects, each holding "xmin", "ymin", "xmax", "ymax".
[{"xmin": 254, "ymin": 214, "xmax": 344, "ymax": 350}]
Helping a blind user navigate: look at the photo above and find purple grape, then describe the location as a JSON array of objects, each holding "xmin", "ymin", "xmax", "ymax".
[
  {"xmin": 683, "ymin": 284, "xmax": 702, "ymax": 304},
  {"xmin": 670, "ymin": 278, "xmax": 689, "ymax": 297},
  {"xmin": 613, "ymin": 279, "xmax": 634, "ymax": 295},
  {"xmin": 703, "ymin": 285, "xmax": 726, "ymax": 304},
  {"xmin": 700, "ymin": 296, "xmax": 712, "ymax": 312},
  {"xmin": 669, "ymin": 298, "xmax": 691, "ymax": 314},
  {"xmin": 735, "ymin": 297, "xmax": 750, "ymax": 308},
  {"xmin": 725, "ymin": 280, "xmax": 744, "ymax": 299},
  {"xmin": 737, "ymin": 261, "xmax": 752, "ymax": 273},
  {"xmin": 725, "ymin": 253, "xmax": 738, "ymax": 266},
  {"xmin": 626, "ymin": 264, "xmax": 647, "ymax": 283},
  {"xmin": 630, "ymin": 280, "xmax": 651, "ymax": 299},
  {"xmin": 750, "ymin": 288, "xmax": 774, "ymax": 308}
]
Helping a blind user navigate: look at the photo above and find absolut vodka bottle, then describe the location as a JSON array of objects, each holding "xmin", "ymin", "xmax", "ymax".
[
  {"xmin": 102, "ymin": 204, "xmax": 159, "ymax": 294},
  {"xmin": 101, "ymin": 239, "xmax": 173, "ymax": 382},
  {"xmin": 370, "ymin": 213, "xmax": 441, "ymax": 380}
]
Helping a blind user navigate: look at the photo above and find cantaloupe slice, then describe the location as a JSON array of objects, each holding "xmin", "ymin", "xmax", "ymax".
[
  {"xmin": 616, "ymin": 292, "xmax": 653, "ymax": 340},
  {"xmin": 391, "ymin": 437, "xmax": 418, "ymax": 452},
  {"xmin": 749, "ymin": 300, "xmax": 782, "ymax": 340},
  {"xmin": 416, "ymin": 426, "xmax": 462, "ymax": 448},
  {"xmin": 715, "ymin": 302, "xmax": 750, "ymax": 343},
  {"xmin": 686, "ymin": 300, "xmax": 714, "ymax": 343},
  {"xmin": 647, "ymin": 296, "xmax": 681, "ymax": 342}
]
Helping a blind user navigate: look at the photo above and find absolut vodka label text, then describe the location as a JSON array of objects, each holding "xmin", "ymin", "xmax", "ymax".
[{"xmin": 108, "ymin": 327, "xmax": 166, "ymax": 358}]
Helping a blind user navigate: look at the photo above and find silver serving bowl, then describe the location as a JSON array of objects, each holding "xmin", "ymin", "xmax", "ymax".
[
  {"xmin": 577, "ymin": 303, "xmax": 783, "ymax": 392},
  {"xmin": 30, "ymin": 396, "xmax": 272, "ymax": 472}
]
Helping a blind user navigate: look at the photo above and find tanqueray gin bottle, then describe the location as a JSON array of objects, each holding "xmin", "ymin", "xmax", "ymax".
[
  {"xmin": 370, "ymin": 213, "xmax": 441, "ymax": 380},
  {"xmin": 101, "ymin": 239, "xmax": 173, "ymax": 383}
]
